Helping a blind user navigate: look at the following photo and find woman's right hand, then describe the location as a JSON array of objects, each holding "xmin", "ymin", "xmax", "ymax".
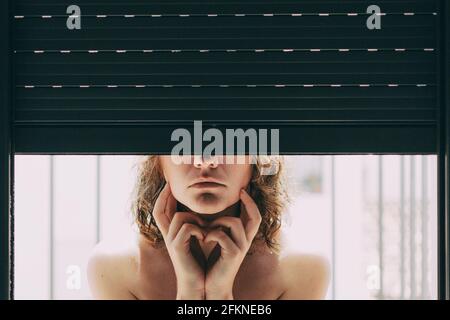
[{"xmin": 152, "ymin": 182, "xmax": 207, "ymax": 299}]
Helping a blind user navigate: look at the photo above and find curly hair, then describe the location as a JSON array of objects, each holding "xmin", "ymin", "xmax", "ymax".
[{"xmin": 130, "ymin": 155, "xmax": 289, "ymax": 254}]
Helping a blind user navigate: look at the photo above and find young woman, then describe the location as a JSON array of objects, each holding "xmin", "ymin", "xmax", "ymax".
[{"xmin": 87, "ymin": 155, "xmax": 329, "ymax": 299}]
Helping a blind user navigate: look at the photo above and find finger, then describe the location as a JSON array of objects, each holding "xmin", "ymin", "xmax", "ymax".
[
  {"xmin": 240, "ymin": 189, "xmax": 262, "ymax": 240},
  {"xmin": 204, "ymin": 229, "xmax": 239, "ymax": 255},
  {"xmin": 209, "ymin": 216, "xmax": 247, "ymax": 249},
  {"xmin": 167, "ymin": 212, "xmax": 206, "ymax": 242},
  {"xmin": 152, "ymin": 183, "xmax": 171, "ymax": 236},
  {"xmin": 172, "ymin": 223, "xmax": 205, "ymax": 248},
  {"xmin": 164, "ymin": 188, "xmax": 177, "ymax": 223}
]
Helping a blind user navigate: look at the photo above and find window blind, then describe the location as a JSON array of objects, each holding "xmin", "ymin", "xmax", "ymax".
[{"xmin": 12, "ymin": 0, "xmax": 438, "ymax": 154}]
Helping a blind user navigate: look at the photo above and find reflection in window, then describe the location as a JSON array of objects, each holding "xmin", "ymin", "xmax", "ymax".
[{"xmin": 14, "ymin": 155, "xmax": 437, "ymax": 299}]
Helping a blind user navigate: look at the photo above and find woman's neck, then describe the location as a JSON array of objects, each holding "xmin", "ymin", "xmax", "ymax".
[{"xmin": 177, "ymin": 201, "xmax": 241, "ymax": 223}]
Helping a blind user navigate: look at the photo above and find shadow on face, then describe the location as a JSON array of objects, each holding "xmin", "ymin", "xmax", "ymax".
[{"xmin": 159, "ymin": 155, "xmax": 253, "ymax": 214}]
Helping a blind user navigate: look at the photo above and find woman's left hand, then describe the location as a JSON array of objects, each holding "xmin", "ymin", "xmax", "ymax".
[{"xmin": 204, "ymin": 188, "xmax": 262, "ymax": 300}]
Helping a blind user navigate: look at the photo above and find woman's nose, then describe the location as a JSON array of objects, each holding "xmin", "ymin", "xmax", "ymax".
[{"xmin": 193, "ymin": 155, "xmax": 219, "ymax": 169}]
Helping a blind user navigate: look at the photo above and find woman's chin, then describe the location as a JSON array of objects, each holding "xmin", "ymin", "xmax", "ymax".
[
  {"xmin": 190, "ymin": 203, "xmax": 227, "ymax": 214},
  {"xmin": 185, "ymin": 193, "xmax": 222, "ymax": 212}
]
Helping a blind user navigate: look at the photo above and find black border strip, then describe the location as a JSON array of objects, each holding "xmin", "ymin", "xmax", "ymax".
[
  {"xmin": 437, "ymin": 0, "xmax": 449, "ymax": 300},
  {"xmin": 0, "ymin": 0, "xmax": 12, "ymax": 301}
]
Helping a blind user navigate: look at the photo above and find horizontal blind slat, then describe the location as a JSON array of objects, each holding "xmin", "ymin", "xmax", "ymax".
[
  {"xmin": 14, "ymin": 124, "xmax": 436, "ymax": 154},
  {"xmin": 13, "ymin": 0, "xmax": 438, "ymax": 16}
]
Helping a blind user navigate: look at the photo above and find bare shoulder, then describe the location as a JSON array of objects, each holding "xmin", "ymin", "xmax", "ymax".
[
  {"xmin": 278, "ymin": 254, "xmax": 330, "ymax": 300},
  {"xmin": 87, "ymin": 234, "xmax": 139, "ymax": 299}
]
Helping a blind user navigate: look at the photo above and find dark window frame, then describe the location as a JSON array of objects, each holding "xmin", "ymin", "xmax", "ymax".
[{"xmin": 1, "ymin": 0, "xmax": 449, "ymax": 300}]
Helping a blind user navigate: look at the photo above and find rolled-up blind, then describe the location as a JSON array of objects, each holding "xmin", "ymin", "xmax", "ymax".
[{"xmin": 12, "ymin": 0, "xmax": 438, "ymax": 153}]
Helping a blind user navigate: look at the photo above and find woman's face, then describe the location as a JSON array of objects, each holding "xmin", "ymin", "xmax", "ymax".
[{"xmin": 159, "ymin": 155, "xmax": 253, "ymax": 214}]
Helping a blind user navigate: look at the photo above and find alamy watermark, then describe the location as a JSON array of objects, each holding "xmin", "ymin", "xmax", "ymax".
[
  {"xmin": 170, "ymin": 121, "xmax": 280, "ymax": 175},
  {"xmin": 66, "ymin": 264, "xmax": 81, "ymax": 290},
  {"xmin": 66, "ymin": 5, "xmax": 81, "ymax": 30},
  {"xmin": 367, "ymin": 5, "xmax": 382, "ymax": 30}
]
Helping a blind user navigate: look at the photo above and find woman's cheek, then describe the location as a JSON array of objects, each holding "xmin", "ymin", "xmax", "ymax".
[{"xmin": 171, "ymin": 185, "xmax": 187, "ymax": 204}]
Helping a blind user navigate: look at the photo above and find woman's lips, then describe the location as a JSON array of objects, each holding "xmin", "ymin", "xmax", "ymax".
[{"xmin": 190, "ymin": 182, "xmax": 225, "ymax": 188}]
